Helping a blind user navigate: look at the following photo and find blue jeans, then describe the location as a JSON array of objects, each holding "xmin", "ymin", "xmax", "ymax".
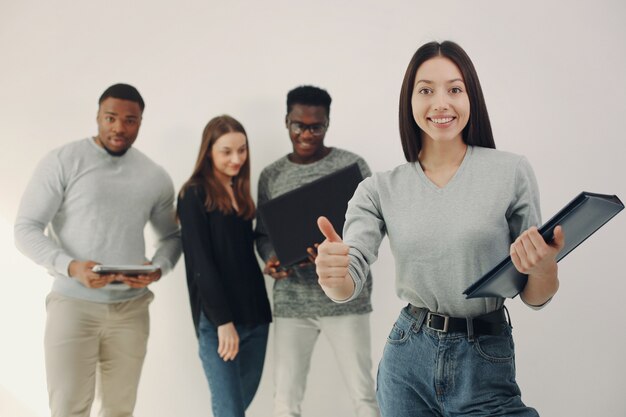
[
  {"xmin": 198, "ymin": 313, "xmax": 269, "ymax": 417},
  {"xmin": 376, "ymin": 306, "xmax": 538, "ymax": 417}
]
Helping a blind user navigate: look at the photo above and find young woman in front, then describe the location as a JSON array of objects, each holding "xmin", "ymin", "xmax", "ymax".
[
  {"xmin": 178, "ymin": 115, "xmax": 272, "ymax": 417},
  {"xmin": 315, "ymin": 41, "xmax": 565, "ymax": 416}
]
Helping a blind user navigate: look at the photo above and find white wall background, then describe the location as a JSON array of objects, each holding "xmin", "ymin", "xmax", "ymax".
[{"xmin": 1, "ymin": 1, "xmax": 625, "ymax": 416}]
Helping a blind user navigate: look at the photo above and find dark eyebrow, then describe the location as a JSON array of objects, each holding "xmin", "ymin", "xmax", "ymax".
[
  {"xmin": 416, "ymin": 78, "xmax": 465, "ymax": 85},
  {"xmin": 103, "ymin": 111, "xmax": 138, "ymax": 119},
  {"xmin": 290, "ymin": 121, "xmax": 325, "ymax": 126},
  {"xmin": 217, "ymin": 144, "xmax": 241, "ymax": 150}
]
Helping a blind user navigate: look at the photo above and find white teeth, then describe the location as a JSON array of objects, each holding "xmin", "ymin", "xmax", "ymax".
[{"xmin": 431, "ymin": 117, "xmax": 453, "ymax": 124}]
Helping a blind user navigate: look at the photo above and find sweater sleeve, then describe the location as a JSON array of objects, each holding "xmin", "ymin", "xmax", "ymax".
[
  {"xmin": 254, "ymin": 170, "xmax": 275, "ymax": 262},
  {"xmin": 356, "ymin": 157, "xmax": 372, "ymax": 179},
  {"xmin": 148, "ymin": 170, "xmax": 182, "ymax": 275},
  {"xmin": 341, "ymin": 176, "xmax": 387, "ymax": 303},
  {"xmin": 14, "ymin": 151, "xmax": 74, "ymax": 276},
  {"xmin": 178, "ymin": 187, "xmax": 234, "ymax": 326},
  {"xmin": 507, "ymin": 157, "xmax": 551, "ymax": 310},
  {"xmin": 506, "ymin": 156, "xmax": 542, "ymax": 240}
]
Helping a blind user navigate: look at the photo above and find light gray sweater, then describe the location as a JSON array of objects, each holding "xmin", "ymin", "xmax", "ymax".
[
  {"xmin": 14, "ymin": 138, "xmax": 182, "ymax": 303},
  {"xmin": 256, "ymin": 147, "xmax": 373, "ymax": 318},
  {"xmin": 343, "ymin": 146, "xmax": 541, "ymax": 317}
]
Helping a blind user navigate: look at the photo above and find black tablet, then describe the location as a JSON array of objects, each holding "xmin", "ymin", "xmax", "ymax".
[{"xmin": 464, "ymin": 192, "xmax": 624, "ymax": 299}]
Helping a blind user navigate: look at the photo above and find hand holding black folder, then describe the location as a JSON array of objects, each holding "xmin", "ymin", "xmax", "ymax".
[
  {"xmin": 463, "ymin": 192, "xmax": 624, "ymax": 299},
  {"xmin": 257, "ymin": 163, "xmax": 364, "ymax": 268}
]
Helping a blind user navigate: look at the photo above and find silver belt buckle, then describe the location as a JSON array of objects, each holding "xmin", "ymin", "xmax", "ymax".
[{"xmin": 426, "ymin": 312, "xmax": 450, "ymax": 333}]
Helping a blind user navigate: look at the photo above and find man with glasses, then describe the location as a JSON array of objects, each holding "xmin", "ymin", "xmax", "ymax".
[{"xmin": 256, "ymin": 85, "xmax": 379, "ymax": 417}]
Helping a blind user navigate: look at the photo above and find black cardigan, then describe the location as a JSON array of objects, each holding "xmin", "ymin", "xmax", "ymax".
[{"xmin": 177, "ymin": 185, "xmax": 272, "ymax": 334}]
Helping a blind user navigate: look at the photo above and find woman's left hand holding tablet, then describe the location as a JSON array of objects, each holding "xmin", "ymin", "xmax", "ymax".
[
  {"xmin": 510, "ymin": 226, "xmax": 565, "ymax": 276},
  {"xmin": 512, "ymin": 225, "xmax": 565, "ymax": 305}
]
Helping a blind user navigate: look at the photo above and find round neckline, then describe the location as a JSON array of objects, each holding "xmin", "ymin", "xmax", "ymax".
[
  {"xmin": 88, "ymin": 136, "xmax": 132, "ymax": 160},
  {"xmin": 283, "ymin": 147, "xmax": 335, "ymax": 168}
]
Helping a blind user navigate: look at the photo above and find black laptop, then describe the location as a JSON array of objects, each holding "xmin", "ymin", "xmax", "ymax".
[{"xmin": 257, "ymin": 163, "xmax": 364, "ymax": 267}]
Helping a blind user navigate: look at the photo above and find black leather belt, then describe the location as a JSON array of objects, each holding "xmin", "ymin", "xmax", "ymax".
[{"xmin": 408, "ymin": 304, "xmax": 508, "ymax": 336}]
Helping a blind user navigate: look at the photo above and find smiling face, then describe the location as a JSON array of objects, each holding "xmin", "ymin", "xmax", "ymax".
[
  {"xmin": 411, "ymin": 56, "xmax": 470, "ymax": 146},
  {"xmin": 95, "ymin": 97, "xmax": 142, "ymax": 156},
  {"xmin": 210, "ymin": 131, "xmax": 248, "ymax": 184},
  {"xmin": 286, "ymin": 104, "xmax": 329, "ymax": 164}
]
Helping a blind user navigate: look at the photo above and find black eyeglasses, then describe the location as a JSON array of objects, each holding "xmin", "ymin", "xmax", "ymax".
[{"xmin": 287, "ymin": 121, "xmax": 328, "ymax": 136}]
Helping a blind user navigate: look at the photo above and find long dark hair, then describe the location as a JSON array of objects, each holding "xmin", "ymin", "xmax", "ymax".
[
  {"xmin": 180, "ymin": 115, "xmax": 255, "ymax": 219},
  {"xmin": 399, "ymin": 41, "xmax": 495, "ymax": 162}
]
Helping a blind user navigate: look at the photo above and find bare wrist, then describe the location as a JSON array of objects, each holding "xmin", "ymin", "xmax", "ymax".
[{"xmin": 68, "ymin": 260, "xmax": 78, "ymax": 278}]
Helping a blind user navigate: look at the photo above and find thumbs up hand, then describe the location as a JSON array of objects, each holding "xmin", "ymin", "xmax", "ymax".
[
  {"xmin": 315, "ymin": 216, "xmax": 355, "ymax": 301},
  {"xmin": 318, "ymin": 215, "xmax": 343, "ymax": 244}
]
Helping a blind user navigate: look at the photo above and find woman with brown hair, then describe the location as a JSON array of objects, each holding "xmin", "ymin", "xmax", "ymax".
[
  {"xmin": 178, "ymin": 115, "xmax": 271, "ymax": 417},
  {"xmin": 315, "ymin": 41, "xmax": 565, "ymax": 416}
]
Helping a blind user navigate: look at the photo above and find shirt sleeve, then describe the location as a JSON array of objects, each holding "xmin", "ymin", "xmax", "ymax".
[
  {"xmin": 148, "ymin": 170, "xmax": 182, "ymax": 275},
  {"xmin": 506, "ymin": 156, "xmax": 541, "ymax": 240},
  {"xmin": 506, "ymin": 157, "xmax": 553, "ymax": 310},
  {"xmin": 14, "ymin": 151, "xmax": 74, "ymax": 276},
  {"xmin": 356, "ymin": 157, "xmax": 372, "ymax": 179},
  {"xmin": 254, "ymin": 170, "xmax": 276, "ymax": 262},
  {"xmin": 178, "ymin": 187, "xmax": 233, "ymax": 326},
  {"xmin": 340, "ymin": 175, "xmax": 387, "ymax": 303}
]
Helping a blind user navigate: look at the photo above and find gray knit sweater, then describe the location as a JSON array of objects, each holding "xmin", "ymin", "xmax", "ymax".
[
  {"xmin": 256, "ymin": 148, "xmax": 373, "ymax": 318},
  {"xmin": 14, "ymin": 138, "xmax": 182, "ymax": 303},
  {"xmin": 343, "ymin": 146, "xmax": 541, "ymax": 317}
]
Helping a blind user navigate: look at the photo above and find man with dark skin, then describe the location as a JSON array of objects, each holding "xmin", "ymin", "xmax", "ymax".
[
  {"xmin": 15, "ymin": 83, "xmax": 181, "ymax": 417},
  {"xmin": 255, "ymin": 85, "xmax": 379, "ymax": 417}
]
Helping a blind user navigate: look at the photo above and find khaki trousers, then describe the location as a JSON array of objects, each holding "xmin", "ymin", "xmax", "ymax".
[
  {"xmin": 44, "ymin": 291, "xmax": 153, "ymax": 417},
  {"xmin": 273, "ymin": 313, "xmax": 380, "ymax": 417}
]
